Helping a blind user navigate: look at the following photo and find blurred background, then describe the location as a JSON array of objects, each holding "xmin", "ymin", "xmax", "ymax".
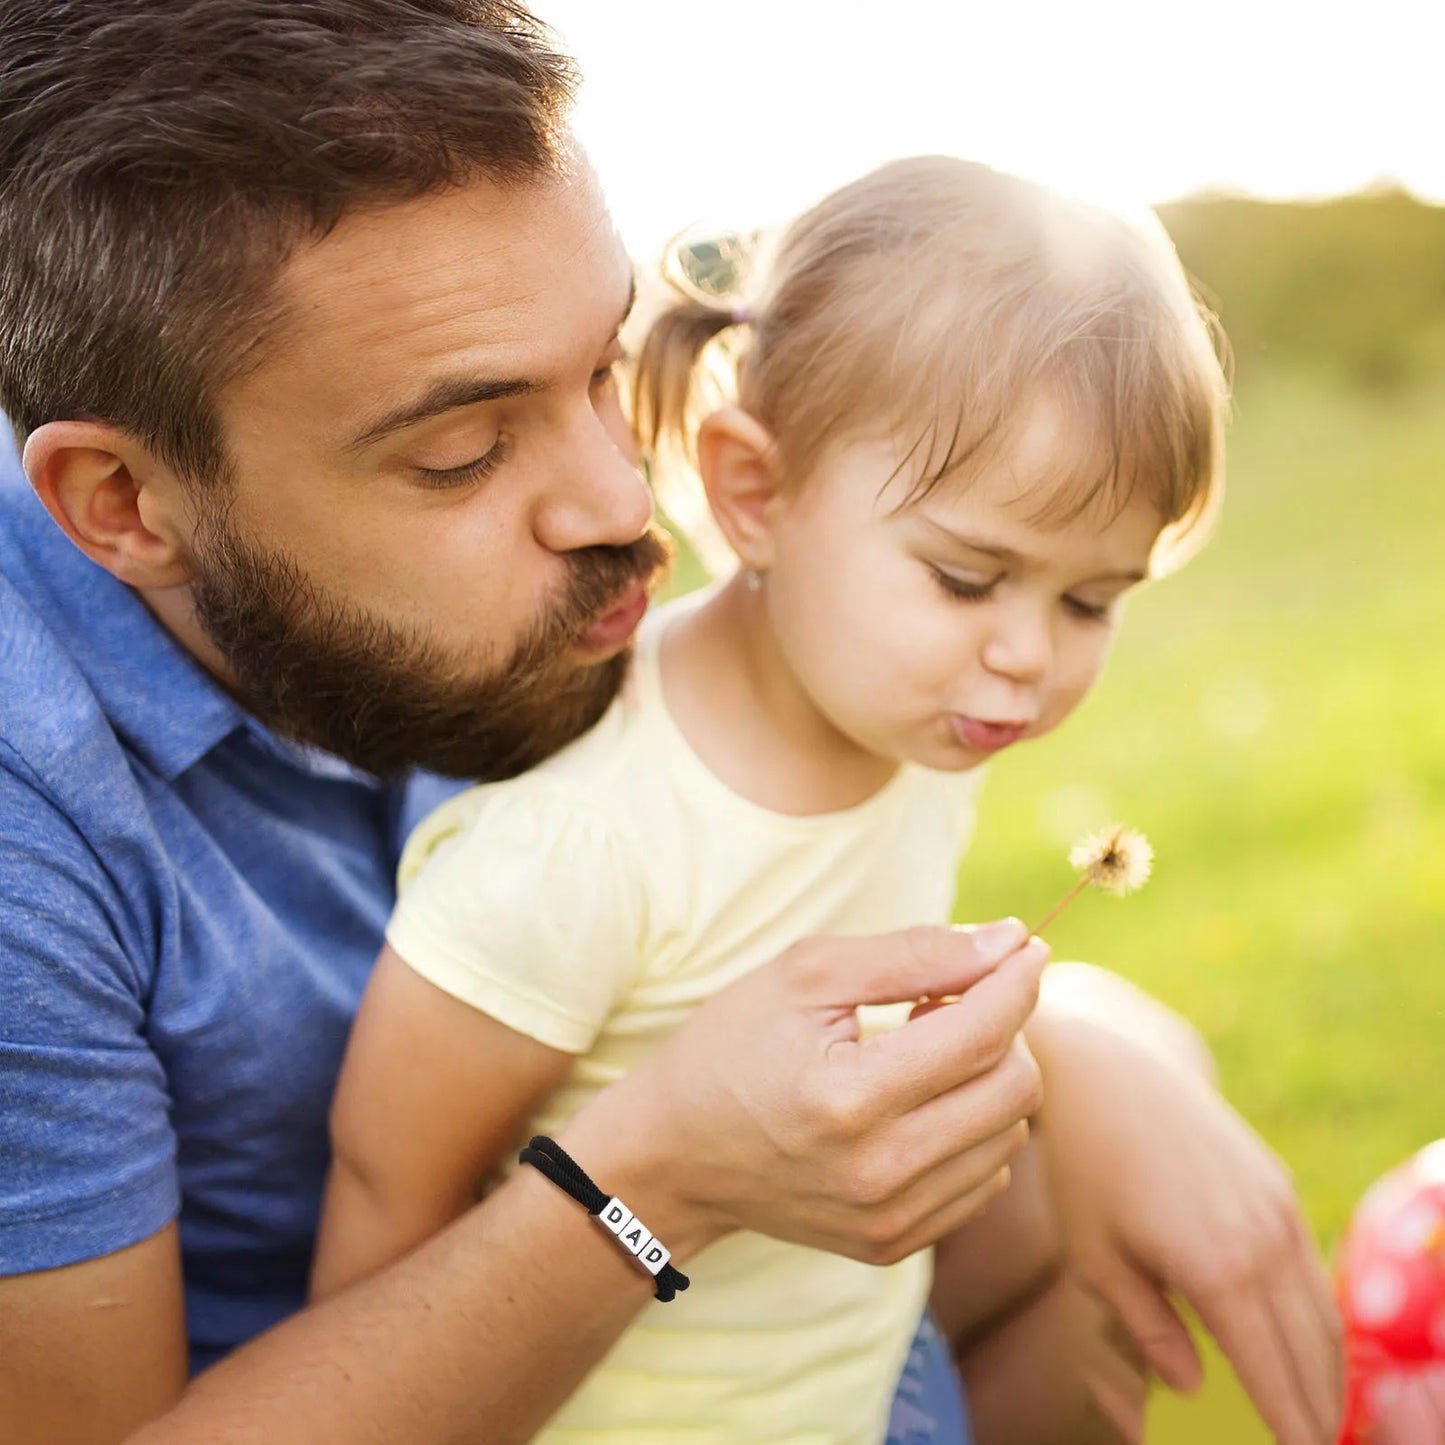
[{"xmin": 542, "ymin": 3, "xmax": 1444, "ymax": 1438}]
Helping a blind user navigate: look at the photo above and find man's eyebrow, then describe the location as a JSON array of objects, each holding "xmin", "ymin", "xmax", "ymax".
[
  {"xmin": 348, "ymin": 376, "xmax": 537, "ymax": 451},
  {"xmin": 922, "ymin": 517, "xmax": 1146, "ymax": 583},
  {"xmin": 346, "ymin": 275, "xmax": 637, "ymax": 453}
]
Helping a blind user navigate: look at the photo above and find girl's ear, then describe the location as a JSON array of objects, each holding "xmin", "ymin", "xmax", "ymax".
[{"xmin": 695, "ymin": 407, "xmax": 783, "ymax": 571}]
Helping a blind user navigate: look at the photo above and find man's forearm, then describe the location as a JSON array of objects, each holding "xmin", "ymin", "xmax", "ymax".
[
  {"xmin": 125, "ymin": 920, "xmax": 1047, "ymax": 1443},
  {"xmin": 134, "ymin": 1140, "xmax": 713, "ymax": 1445}
]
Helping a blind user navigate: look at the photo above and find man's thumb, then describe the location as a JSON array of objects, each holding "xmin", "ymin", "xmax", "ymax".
[{"xmin": 835, "ymin": 919, "xmax": 1030, "ymax": 1007}]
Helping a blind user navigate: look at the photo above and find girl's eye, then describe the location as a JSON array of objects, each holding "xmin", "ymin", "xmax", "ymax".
[
  {"xmin": 415, "ymin": 437, "xmax": 510, "ymax": 490},
  {"xmin": 1064, "ymin": 595, "xmax": 1113, "ymax": 623},
  {"xmin": 931, "ymin": 567, "xmax": 998, "ymax": 602}
]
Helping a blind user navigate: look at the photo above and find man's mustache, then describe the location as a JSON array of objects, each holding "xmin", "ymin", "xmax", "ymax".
[{"xmin": 528, "ymin": 524, "xmax": 674, "ymax": 659}]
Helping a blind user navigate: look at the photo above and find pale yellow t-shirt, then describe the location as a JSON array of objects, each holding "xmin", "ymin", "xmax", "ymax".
[{"xmin": 387, "ymin": 594, "xmax": 982, "ymax": 1445}]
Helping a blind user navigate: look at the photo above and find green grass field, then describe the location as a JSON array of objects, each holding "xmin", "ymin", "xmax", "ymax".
[{"xmin": 953, "ymin": 364, "xmax": 1445, "ymax": 1441}]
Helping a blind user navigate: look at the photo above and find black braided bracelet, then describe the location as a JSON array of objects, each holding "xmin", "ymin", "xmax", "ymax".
[{"xmin": 518, "ymin": 1135, "xmax": 691, "ymax": 1303}]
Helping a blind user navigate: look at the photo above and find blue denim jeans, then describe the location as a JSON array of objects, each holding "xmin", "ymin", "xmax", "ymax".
[{"xmin": 884, "ymin": 1313, "xmax": 972, "ymax": 1444}]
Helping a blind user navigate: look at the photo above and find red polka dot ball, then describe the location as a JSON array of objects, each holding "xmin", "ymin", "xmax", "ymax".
[{"xmin": 1336, "ymin": 1140, "xmax": 1445, "ymax": 1443}]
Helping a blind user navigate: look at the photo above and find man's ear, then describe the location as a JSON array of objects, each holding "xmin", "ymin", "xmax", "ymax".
[
  {"xmin": 22, "ymin": 421, "xmax": 196, "ymax": 588},
  {"xmin": 695, "ymin": 407, "xmax": 783, "ymax": 572}
]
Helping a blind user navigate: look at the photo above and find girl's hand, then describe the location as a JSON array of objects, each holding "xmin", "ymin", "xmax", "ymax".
[
  {"xmin": 1375, "ymin": 1367, "xmax": 1445, "ymax": 1444},
  {"xmin": 1028, "ymin": 964, "xmax": 1343, "ymax": 1445}
]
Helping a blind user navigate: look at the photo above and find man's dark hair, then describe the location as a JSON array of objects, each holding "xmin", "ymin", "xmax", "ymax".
[{"xmin": 0, "ymin": 0, "xmax": 576, "ymax": 480}]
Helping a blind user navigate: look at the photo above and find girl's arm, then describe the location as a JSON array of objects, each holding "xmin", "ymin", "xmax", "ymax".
[
  {"xmin": 310, "ymin": 944, "xmax": 574, "ymax": 1300},
  {"xmin": 1024, "ymin": 963, "xmax": 1342, "ymax": 1445},
  {"xmin": 1376, "ymin": 1369, "xmax": 1445, "ymax": 1444}
]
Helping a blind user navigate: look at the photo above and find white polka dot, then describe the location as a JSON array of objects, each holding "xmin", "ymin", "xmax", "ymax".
[
  {"xmin": 1417, "ymin": 1141, "xmax": 1445, "ymax": 1186},
  {"xmin": 1371, "ymin": 1373, "xmax": 1405, "ymax": 1410},
  {"xmin": 1386, "ymin": 1201, "xmax": 1444, "ymax": 1256},
  {"xmin": 1354, "ymin": 1264, "xmax": 1409, "ymax": 1326}
]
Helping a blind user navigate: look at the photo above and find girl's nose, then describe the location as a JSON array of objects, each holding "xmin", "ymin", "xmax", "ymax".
[{"xmin": 980, "ymin": 604, "xmax": 1052, "ymax": 684}]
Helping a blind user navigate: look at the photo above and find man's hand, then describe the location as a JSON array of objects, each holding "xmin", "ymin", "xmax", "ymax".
[
  {"xmin": 1029, "ymin": 964, "xmax": 1343, "ymax": 1445},
  {"xmin": 566, "ymin": 919, "xmax": 1049, "ymax": 1266}
]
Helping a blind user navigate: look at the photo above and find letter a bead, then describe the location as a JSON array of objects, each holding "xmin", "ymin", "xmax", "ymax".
[
  {"xmin": 618, "ymin": 1219, "xmax": 653, "ymax": 1257},
  {"xmin": 595, "ymin": 1195, "xmax": 671, "ymax": 1277}
]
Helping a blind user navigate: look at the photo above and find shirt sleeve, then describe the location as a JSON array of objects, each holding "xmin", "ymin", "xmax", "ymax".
[
  {"xmin": 0, "ymin": 747, "xmax": 177, "ymax": 1275},
  {"xmin": 386, "ymin": 783, "xmax": 653, "ymax": 1055}
]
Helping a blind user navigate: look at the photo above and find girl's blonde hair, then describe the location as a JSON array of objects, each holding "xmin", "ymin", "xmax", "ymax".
[{"xmin": 632, "ymin": 156, "xmax": 1229, "ymax": 573}]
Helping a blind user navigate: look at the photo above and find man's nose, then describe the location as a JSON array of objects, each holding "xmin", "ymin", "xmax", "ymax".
[{"xmin": 533, "ymin": 414, "xmax": 653, "ymax": 554}]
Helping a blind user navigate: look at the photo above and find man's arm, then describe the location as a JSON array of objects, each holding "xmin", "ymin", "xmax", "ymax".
[
  {"xmin": 1, "ymin": 1228, "xmax": 188, "ymax": 1444},
  {"xmin": 2, "ymin": 924, "xmax": 1045, "ymax": 1444},
  {"xmin": 0, "ymin": 759, "xmax": 189, "ymax": 1440},
  {"xmin": 0, "ymin": 1144, "xmax": 677, "ymax": 1445}
]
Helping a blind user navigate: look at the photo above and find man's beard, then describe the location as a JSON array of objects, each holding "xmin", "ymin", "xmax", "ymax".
[{"xmin": 189, "ymin": 502, "xmax": 672, "ymax": 781}]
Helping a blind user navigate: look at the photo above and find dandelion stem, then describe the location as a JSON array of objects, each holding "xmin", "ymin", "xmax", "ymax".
[{"xmin": 1030, "ymin": 873, "xmax": 1093, "ymax": 937}]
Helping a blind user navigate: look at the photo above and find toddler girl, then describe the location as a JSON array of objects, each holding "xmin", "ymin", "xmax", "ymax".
[{"xmin": 311, "ymin": 155, "xmax": 1227, "ymax": 1442}]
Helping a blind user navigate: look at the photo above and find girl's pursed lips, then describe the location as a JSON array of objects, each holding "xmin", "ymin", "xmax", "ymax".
[{"xmin": 952, "ymin": 715, "xmax": 1032, "ymax": 752}]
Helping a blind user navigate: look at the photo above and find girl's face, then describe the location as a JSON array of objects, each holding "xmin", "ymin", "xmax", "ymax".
[{"xmin": 759, "ymin": 397, "xmax": 1164, "ymax": 773}]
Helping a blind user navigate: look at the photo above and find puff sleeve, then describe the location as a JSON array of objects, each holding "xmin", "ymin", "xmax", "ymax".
[{"xmin": 385, "ymin": 783, "xmax": 653, "ymax": 1055}]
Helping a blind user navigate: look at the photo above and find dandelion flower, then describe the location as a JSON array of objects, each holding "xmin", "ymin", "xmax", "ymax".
[
  {"xmin": 1032, "ymin": 824, "xmax": 1154, "ymax": 935},
  {"xmin": 1067, "ymin": 825, "xmax": 1154, "ymax": 898}
]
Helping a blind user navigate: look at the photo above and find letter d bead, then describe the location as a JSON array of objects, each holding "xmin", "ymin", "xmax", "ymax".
[
  {"xmin": 597, "ymin": 1197, "xmax": 633, "ymax": 1237},
  {"xmin": 638, "ymin": 1238, "xmax": 672, "ymax": 1277}
]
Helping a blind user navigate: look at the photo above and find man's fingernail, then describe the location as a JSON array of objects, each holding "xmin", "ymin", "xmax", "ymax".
[
  {"xmin": 1020, "ymin": 937, "xmax": 1051, "ymax": 966},
  {"xmin": 968, "ymin": 918, "xmax": 1028, "ymax": 962}
]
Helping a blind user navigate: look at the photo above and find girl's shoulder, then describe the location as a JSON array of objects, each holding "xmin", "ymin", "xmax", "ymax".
[{"xmin": 394, "ymin": 594, "xmax": 712, "ymax": 894}]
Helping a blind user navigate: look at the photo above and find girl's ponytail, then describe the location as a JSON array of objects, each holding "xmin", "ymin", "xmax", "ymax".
[
  {"xmin": 630, "ymin": 242, "xmax": 754, "ymax": 570},
  {"xmin": 631, "ymin": 291, "xmax": 742, "ymax": 466}
]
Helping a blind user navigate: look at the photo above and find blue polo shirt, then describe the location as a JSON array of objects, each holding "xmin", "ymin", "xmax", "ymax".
[{"xmin": 0, "ymin": 449, "xmax": 457, "ymax": 1369}]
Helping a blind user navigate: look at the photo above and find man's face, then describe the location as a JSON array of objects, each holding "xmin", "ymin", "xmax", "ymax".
[{"xmin": 188, "ymin": 159, "xmax": 667, "ymax": 779}]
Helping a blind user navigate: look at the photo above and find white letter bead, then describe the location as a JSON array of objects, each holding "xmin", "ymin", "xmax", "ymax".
[
  {"xmin": 617, "ymin": 1217, "xmax": 653, "ymax": 1257},
  {"xmin": 597, "ymin": 1197, "xmax": 633, "ymax": 1237},
  {"xmin": 638, "ymin": 1238, "xmax": 672, "ymax": 1277},
  {"xmin": 595, "ymin": 1196, "xmax": 670, "ymax": 1276}
]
